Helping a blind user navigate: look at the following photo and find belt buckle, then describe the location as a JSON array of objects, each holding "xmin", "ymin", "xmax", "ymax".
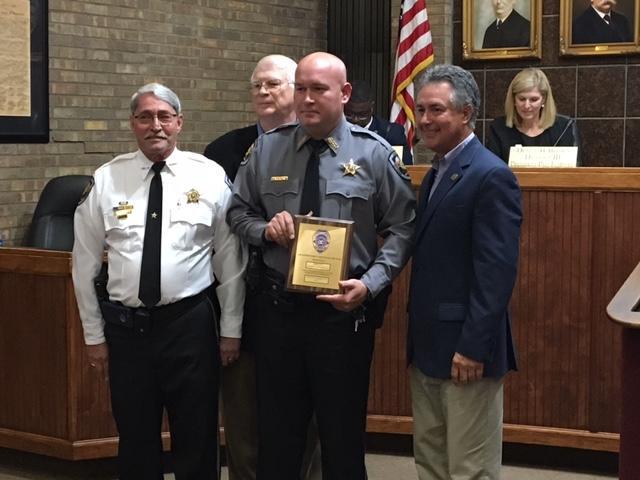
[{"xmin": 134, "ymin": 309, "xmax": 151, "ymax": 335}]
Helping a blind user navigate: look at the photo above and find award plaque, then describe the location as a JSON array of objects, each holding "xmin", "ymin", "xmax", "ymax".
[{"xmin": 286, "ymin": 215, "xmax": 354, "ymax": 294}]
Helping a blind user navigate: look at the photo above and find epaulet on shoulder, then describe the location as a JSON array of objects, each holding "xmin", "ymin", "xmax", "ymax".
[
  {"xmin": 265, "ymin": 121, "xmax": 297, "ymax": 135},
  {"xmin": 349, "ymin": 124, "xmax": 389, "ymax": 145},
  {"xmin": 98, "ymin": 152, "xmax": 136, "ymax": 171},
  {"xmin": 181, "ymin": 151, "xmax": 210, "ymax": 164},
  {"xmin": 349, "ymin": 124, "xmax": 377, "ymax": 138}
]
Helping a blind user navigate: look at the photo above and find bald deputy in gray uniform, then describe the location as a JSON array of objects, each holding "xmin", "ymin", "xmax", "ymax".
[{"xmin": 227, "ymin": 52, "xmax": 416, "ymax": 480}]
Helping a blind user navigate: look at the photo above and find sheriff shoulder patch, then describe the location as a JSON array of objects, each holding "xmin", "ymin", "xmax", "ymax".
[{"xmin": 78, "ymin": 177, "xmax": 95, "ymax": 205}]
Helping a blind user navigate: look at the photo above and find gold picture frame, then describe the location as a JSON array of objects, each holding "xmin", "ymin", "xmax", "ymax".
[
  {"xmin": 560, "ymin": 0, "xmax": 640, "ymax": 56},
  {"xmin": 462, "ymin": 0, "xmax": 542, "ymax": 60},
  {"xmin": 286, "ymin": 216, "xmax": 354, "ymax": 295}
]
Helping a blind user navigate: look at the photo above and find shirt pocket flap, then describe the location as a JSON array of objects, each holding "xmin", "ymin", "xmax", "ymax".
[
  {"xmin": 261, "ymin": 178, "xmax": 300, "ymax": 197},
  {"xmin": 438, "ymin": 303, "xmax": 467, "ymax": 322},
  {"xmin": 104, "ymin": 209, "xmax": 144, "ymax": 231},
  {"xmin": 170, "ymin": 204, "xmax": 212, "ymax": 227},
  {"xmin": 326, "ymin": 179, "xmax": 370, "ymax": 200}
]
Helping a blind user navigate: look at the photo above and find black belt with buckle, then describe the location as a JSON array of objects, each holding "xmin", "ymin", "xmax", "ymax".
[{"xmin": 100, "ymin": 290, "xmax": 207, "ymax": 334}]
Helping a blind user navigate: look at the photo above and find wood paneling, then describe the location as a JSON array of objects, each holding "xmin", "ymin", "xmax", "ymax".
[
  {"xmin": 367, "ymin": 167, "xmax": 640, "ymax": 452},
  {"xmin": 0, "ymin": 248, "xmax": 169, "ymax": 460},
  {"xmin": 3, "ymin": 167, "xmax": 640, "ymax": 458}
]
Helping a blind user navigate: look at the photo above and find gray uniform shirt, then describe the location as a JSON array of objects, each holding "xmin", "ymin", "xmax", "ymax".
[{"xmin": 227, "ymin": 117, "xmax": 416, "ymax": 298}]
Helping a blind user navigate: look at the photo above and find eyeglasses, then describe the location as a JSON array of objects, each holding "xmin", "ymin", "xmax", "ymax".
[
  {"xmin": 249, "ymin": 79, "xmax": 291, "ymax": 92},
  {"xmin": 345, "ymin": 112, "xmax": 372, "ymax": 122},
  {"xmin": 133, "ymin": 112, "xmax": 178, "ymax": 125}
]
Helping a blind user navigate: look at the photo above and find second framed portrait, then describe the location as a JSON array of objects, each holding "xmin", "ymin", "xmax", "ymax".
[
  {"xmin": 463, "ymin": 0, "xmax": 542, "ymax": 60},
  {"xmin": 561, "ymin": 0, "xmax": 640, "ymax": 56}
]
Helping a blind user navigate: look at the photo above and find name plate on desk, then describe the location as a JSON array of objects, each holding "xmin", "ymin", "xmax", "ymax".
[
  {"xmin": 509, "ymin": 145, "xmax": 578, "ymax": 168},
  {"xmin": 286, "ymin": 216, "xmax": 353, "ymax": 294}
]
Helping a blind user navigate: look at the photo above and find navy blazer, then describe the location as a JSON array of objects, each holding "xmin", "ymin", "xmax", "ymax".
[
  {"xmin": 408, "ymin": 137, "xmax": 522, "ymax": 379},
  {"xmin": 369, "ymin": 116, "xmax": 413, "ymax": 165}
]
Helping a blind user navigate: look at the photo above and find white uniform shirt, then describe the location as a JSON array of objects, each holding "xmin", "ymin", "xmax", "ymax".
[{"xmin": 72, "ymin": 148, "xmax": 246, "ymax": 345}]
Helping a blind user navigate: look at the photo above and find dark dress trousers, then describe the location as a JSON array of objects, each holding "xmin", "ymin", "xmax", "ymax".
[
  {"xmin": 486, "ymin": 115, "xmax": 580, "ymax": 165},
  {"xmin": 369, "ymin": 116, "xmax": 413, "ymax": 165},
  {"xmin": 408, "ymin": 137, "xmax": 522, "ymax": 380},
  {"xmin": 572, "ymin": 7, "xmax": 632, "ymax": 44},
  {"xmin": 482, "ymin": 9, "xmax": 531, "ymax": 48}
]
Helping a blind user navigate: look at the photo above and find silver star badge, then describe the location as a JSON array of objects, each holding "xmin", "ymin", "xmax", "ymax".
[{"xmin": 341, "ymin": 159, "xmax": 360, "ymax": 176}]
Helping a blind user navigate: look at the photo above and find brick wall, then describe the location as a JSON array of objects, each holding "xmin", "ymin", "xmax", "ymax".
[{"xmin": 0, "ymin": 0, "xmax": 327, "ymax": 245}]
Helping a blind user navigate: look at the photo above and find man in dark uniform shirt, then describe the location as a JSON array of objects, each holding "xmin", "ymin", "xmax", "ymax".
[
  {"xmin": 572, "ymin": 0, "xmax": 632, "ymax": 44},
  {"xmin": 344, "ymin": 80, "xmax": 413, "ymax": 165},
  {"xmin": 228, "ymin": 52, "xmax": 415, "ymax": 480},
  {"xmin": 482, "ymin": 0, "xmax": 531, "ymax": 48}
]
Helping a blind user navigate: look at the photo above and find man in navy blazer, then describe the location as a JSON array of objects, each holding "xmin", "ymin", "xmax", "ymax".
[
  {"xmin": 345, "ymin": 80, "xmax": 413, "ymax": 165},
  {"xmin": 408, "ymin": 65, "xmax": 522, "ymax": 479}
]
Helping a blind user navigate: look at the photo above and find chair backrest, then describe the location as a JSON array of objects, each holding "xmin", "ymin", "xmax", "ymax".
[{"xmin": 23, "ymin": 175, "xmax": 93, "ymax": 251}]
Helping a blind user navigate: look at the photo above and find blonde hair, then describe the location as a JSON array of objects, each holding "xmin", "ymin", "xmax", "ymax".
[{"xmin": 504, "ymin": 68, "xmax": 557, "ymax": 130}]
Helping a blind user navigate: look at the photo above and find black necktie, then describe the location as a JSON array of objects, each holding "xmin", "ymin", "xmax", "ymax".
[
  {"xmin": 139, "ymin": 161, "xmax": 165, "ymax": 307},
  {"xmin": 299, "ymin": 139, "xmax": 325, "ymax": 216},
  {"xmin": 603, "ymin": 14, "xmax": 611, "ymax": 25},
  {"xmin": 496, "ymin": 19, "xmax": 502, "ymax": 29}
]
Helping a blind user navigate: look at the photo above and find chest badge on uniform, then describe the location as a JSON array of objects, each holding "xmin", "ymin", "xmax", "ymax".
[
  {"xmin": 271, "ymin": 176, "xmax": 289, "ymax": 182},
  {"xmin": 113, "ymin": 201, "xmax": 133, "ymax": 219},
  {"xmin": 186, "ymin": 189, "xmax": 200, "ymax": 204},
  {"xmin": 341, "ymin": 159, "xmax": 360, "ymax": 176}
]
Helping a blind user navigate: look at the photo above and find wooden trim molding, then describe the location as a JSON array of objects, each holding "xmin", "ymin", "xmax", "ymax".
[
  {"xmin": 366, "ymin": 416, "xmax": 620, "ymax": 452},
  {"xmin": 607, "ymin": 261, "xmax": 640, "ymax": 328},
  {"xmin": 407, "ymin": 166, "xmax": 640, "ymax": 191}
]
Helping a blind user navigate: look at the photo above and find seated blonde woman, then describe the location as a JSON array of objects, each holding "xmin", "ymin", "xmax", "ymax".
[{"xmin": 487, "ymin": 68, "xmax": 580, "ymax": 165}]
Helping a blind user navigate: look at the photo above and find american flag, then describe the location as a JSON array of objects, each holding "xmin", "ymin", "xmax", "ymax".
[{"xmin": 390, "ymin": 0, "xmax": 434, "ymax": 149}]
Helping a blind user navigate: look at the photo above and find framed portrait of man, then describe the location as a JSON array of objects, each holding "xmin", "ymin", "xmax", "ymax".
[
  {"xmin": 561, "ymin": 0, "xmax": 640, "ymax": 56},
  {"xmin": 462, "ymin": 0, "xmax": 542, "ymax": 60}
]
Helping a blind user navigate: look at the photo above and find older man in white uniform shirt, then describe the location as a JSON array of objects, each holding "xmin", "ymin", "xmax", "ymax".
[{"xmin": 72, "ymin": 82, "xmax": 246, "ymax": 480}]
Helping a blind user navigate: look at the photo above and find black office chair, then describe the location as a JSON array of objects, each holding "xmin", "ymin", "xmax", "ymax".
[{"xmin": 23, "ymin": 175, "xmax": 93, "ymax": 251}]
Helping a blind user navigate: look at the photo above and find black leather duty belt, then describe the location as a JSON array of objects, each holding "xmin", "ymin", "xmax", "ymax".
[{"xmin": 100, "ymin": 290, "xmax": 208, "ymax": 335}]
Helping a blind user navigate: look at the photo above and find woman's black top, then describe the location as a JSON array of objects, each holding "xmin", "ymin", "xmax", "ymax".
[{"xmin": 486, "ymin": 115, "xmax": 580, "ymax": 165}]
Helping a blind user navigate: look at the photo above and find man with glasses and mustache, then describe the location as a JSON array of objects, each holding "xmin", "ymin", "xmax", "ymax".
[
  {"xmin": 72, "ymin": 82, "xmax": 246, "ymax": 480},
  {"xmin": 572, "ymin": 0, "xmax": 632, "ymax": 44},
  {"xmin": 204, "ymin": 54, "xmax": 321, "ymax": 480}
]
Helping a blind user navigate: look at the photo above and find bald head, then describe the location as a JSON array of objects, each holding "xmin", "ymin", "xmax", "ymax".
[
  {"xmin": 297, "ymin": 52, "xmax": 348, "ymax": 84},
  {"xmin": 250, "ymin": 54, "xmax": 297, "ymax": 131},
  {"xmin": 294, "ymin": 52, "xmax": 352, "ymax": 139}
]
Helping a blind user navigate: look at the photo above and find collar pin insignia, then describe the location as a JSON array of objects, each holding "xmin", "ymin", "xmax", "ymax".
[{"xmin": 450, "ymin": 173, "xmax": 460, "ymax": 182}]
